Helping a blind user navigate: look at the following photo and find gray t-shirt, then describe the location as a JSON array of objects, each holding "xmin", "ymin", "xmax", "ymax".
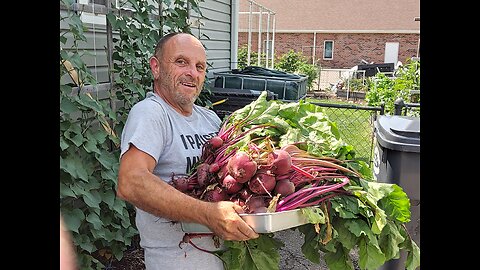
[{"xmin": 120, "ymin": 91, "xmax": 224, "ymax": 270}]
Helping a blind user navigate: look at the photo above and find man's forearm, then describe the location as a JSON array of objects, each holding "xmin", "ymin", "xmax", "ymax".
[{"xmin": 118, "ymin": 169, "xmax": 211, "ymax": 224}]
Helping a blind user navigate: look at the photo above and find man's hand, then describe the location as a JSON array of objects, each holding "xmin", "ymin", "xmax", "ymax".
[{"xmin": 205, "ymin": 201, "xmax": 259, "ymax": 241}]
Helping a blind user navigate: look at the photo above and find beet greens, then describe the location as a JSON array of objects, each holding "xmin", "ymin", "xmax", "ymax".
[{"xmin": 169, "ymin": 92, "xmax": 420, "ymax": 270}]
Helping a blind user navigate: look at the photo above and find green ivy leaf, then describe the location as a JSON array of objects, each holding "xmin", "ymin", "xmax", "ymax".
[
  {"xmin": 60, "ymin": 155, "xmax": 89, "ymax": 181},
  {"xmin": 102, "ymin": 189, "xmax": 116, "ymax": 208},
  {"xmin": 63, "ymin": 208, "xmax": 85, "ymax": 233},
  {"xmin": 86, "ymin": 212, "xmax": 103, "ymax": 230},
  {"xmin": 83, "ymin": 189, "xmax": 102, "ymax": 209},
  {"xmin": 60, "ymin": 96, "xmax": 78, "ymax": 114},
  {"xmin": 60, "ymin": 182, "xmax": 76, "ymax": 198}
]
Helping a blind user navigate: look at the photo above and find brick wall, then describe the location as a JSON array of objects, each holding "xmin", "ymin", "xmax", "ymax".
[{"xmin": 238, "ymin": 32, "xmax": 419, "ymax": 69}]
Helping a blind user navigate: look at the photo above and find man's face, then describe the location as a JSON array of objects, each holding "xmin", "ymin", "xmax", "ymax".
[{"xmin": 157, "ymin": 34, "xmax": 207, "ymax": 108}]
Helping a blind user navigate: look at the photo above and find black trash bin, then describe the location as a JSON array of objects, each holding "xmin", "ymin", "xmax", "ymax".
[
  {"xmin": 207, "ymin": 87, "xmax": 277, "ymax": 120},
  {"xmin": 373, "ymin": 115, "xmax": 420, "ymax": 270},
  {"xmin": 213, "ymin": 66, "xmax": 308, "ymax": 101}
]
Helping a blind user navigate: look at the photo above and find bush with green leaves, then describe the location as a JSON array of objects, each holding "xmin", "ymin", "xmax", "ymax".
[
  {"xmin": 60, "ymin": 0, "xmax": 204, "ymax": 268},
  {"xmin": 365, "ymin": 58, "xmax": 420, "ymax": 115},
  {"xmin": 237, "ymin": 44, "xmax": 266, "ymax": 70},
  {"xmin": 274, "ymin": 50, "xmax": 318, "ymax": 90}
]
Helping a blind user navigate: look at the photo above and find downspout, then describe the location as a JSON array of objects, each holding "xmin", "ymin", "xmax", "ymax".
[
  {"xmin": 231, "ymin": 0, "xmax": 239, "ymax": 69},
  {"xmin": 271, "ymin": 14, "xmax": 275, "ymax": 68},
  {"xmin": 312, "ymin": 32, "xmax": 316, "ymax": 65}
]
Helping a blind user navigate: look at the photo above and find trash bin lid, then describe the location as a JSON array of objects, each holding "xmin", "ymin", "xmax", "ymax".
[{"xmin": 374, "ymin": 115, "xmax": 420, "ymax": 153}]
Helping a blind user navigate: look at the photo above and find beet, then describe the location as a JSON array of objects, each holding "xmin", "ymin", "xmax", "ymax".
[
  {"xmin": 196, "ymin": 163, "xmax": 210, "ymax": 187},
  {"xmin": 268, "ymin": 149, "xmax": 292, "ymax": 175},
  {"xmin": 222, "ymin": 174, "xmax": 244, "ymax": 194},
  {"xmin": 246, "ymin": 196, "xmax": 267, "ymax": 213},
  {"xmin": 238, "ymin": 188, "xmax": 252, "ymax": 201},
  {"xmin": 248, "ymin": 170, "xmax": 276, "ymax": 194},
  {"xmin": 274, "ymin": 179, "xmax": 295, "ymax": 196},
  {"xmin": 227, "ymin": 151, "xmax": 257, "ymax": 183},
  {"xmin": 171, "ymin": 175, "xmax": 191, "ymax": 192},
  {"xmin": 203, "ymin": 186, "xmax": 228, "ymax": 202},
  {"xmin": 208, "ymin": 162, "xmax": 220, "ymax": 173},
  {"xmin": 209, "ymin": 136, "xmax": 224, "ymax": 149},
  {"xmin": 217, "ymin": 164, "xmax": 229, "ymax": 180}
]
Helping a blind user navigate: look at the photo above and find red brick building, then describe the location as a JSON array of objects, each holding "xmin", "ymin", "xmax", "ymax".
[{"xmin": 238, "ymin": 0, "xmax": 420, "ymax": 69}]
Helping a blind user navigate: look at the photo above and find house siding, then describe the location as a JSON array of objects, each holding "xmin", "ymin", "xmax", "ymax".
[{"xmin": 61, "ymin": 0, "xmax": 234, "ymax": 86}]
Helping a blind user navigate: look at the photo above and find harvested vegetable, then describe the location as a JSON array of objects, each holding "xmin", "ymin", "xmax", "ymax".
[{"xmin": 169, "ymin": 91, "xmax": 420, "ymax": 270}]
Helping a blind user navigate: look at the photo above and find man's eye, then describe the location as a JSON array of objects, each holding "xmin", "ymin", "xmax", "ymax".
[
  {"xmin": 197, "ymin": 65, "xmax": 206, "ymax": 72},
  {"xmin": 176, "ymin": 59, "xmax": 187, "ymax": 65}
]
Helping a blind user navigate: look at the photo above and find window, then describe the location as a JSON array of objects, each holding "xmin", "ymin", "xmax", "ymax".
[{"xmin": 323, "ymin": 40, "xmax": 334, "ymax": 60}]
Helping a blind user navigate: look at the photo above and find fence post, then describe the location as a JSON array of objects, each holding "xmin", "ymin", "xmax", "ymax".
[
  {"xmin": 394, "ymin": 98, "xmax": 405, "ymax": 115},
  {"xmin": 380, "ymin": 102, "xmax": 385, "ymax": 115}
]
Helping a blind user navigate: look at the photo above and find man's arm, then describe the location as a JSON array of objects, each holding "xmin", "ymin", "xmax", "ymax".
[{"xmin": 117, "ymin": 144, "xmax": 258, "ymax": 241}]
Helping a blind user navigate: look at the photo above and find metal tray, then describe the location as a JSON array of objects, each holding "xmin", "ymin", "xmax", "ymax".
[{"xmin": 181, "ymin": 208, "xmax": 309, "ymax": 233}]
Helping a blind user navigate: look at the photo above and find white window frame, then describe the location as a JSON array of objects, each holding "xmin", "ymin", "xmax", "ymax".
[{"xmin": 323, "ymin": 40, "xmax": 334, "ymax": 60}]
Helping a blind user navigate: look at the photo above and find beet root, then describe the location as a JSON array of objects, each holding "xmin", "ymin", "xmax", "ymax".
[
  {"xmin": 274, "ymin": 179, "xmax": 295, "ymax": 197},
  {"xmin": 267, "ymin": 149, "xmax": 292, "ymax": 175},
  {"xmin": 248, "ymin": 170, "xmax": 276, "ymax": 194},
  {"xmin": 227, "ymin": 151, "xmax": 257, "ymax": 183}
]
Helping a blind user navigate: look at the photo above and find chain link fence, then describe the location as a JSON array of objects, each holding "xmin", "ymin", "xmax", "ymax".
[{"xmin": 312, "ymin": 102, "xmax": 385, "ymax": 166}]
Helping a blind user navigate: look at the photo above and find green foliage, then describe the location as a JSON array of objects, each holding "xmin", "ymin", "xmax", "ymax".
[
  {"xmin": 237, "ymin": 45, "xmax": 266, "ymax": 70},
  {"xmin": 60, "ymin": 0, "xmax": 204, "ymax": 268},
  {"xmin": 365, "ymin": 58, "xmax": 420, "ymax": 115},
  {"xmin": 274, "ymin": 50, "xmax": 318, "ymax": 90}
]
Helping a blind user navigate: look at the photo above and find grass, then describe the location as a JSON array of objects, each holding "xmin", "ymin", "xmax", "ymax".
[{"xmin": 306, "ymin": 97, "xmax": 376, "ymax": 165}]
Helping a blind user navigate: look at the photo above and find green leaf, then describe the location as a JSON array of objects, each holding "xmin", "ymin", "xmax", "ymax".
[
  {"xmin": 405, "ymin": 240, "xmax": 420, "ymax": 270},
  {"xmin": 83, "ymin": 139, "xmax": 101, "ymax": 154},
  {"xmin": 298, "ymin": 224, "xmax": 321, "ymax": 263},
  {"xmin": 357, "ymin": 237, "xmax": 386, "ymax": 270},
  {"xmin": 86, "ymin": 212, "xmax": 103, "ymax": 230},
  {"xmin": 60, "ymin": 155, "xmax": 89, "ymax": 181},
  {"xmin": 378, "ymin": 222, "xmax": 405, "ymax": 261},
  {"xmin": 60, "ymin": 136, "xmax": 70, "ymax": 151},
  {"xmin": 63, "ymin": 208, "xmax": 85, "ymax": 233},
  {"xmin": 248, "ymin": 235, "xmax": 283, "ymax": 270},
  {"xmin": 96, "ymin": 151, "xmax": 118, "ymax": 170},
  {"xmin": 301, "ymin": 206, "xmax": 326, "ymax": 224},
  {"xmin": 83, "ymin": 189, "xmax": 102, "ymax": 209},
  {"xmin": 60, "ymin": 182, "xmax": 76, "ymax": 198},
  {"xmin": 324, "ymin": 245, "xmax": 354, "ymax": 270},
  {"xmin": 334, "ymin": 219, "xmax": 357, "ymax": 250},
  {"xmin": 102, "ymin": 190, "xmax": 116, "ymax": 208},
  {"xmin": 60, "ymin": 97, "xmax": 78, "ymax": 114}
]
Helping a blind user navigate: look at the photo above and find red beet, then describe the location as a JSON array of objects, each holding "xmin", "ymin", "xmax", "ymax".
[
  {"xmin": 267, "ymin": 149, "xmax": 292, "ymax": 175},
  {"xmin": 222, "ymin": 174, "xmax": 244, "ymax": 194},
  {"xmin": 238, "ymin": 188, "xmax": 252, "ymax": 201},
  {"xmin": 246, "ymin": 196, "xmax": 267, "ymax": 213},
  {"xmin": 171, "ymin": 175, "xmax": 191, "ymax": 192},
  {"xmin": 209, "ymin": 136, "xmax": 224, "ymax": 149},
  {"xmin": 227, "ymin": 151, "xmax": 257, "ymax": 183},
  {"xmin": 203, "ymin": 186, "xmax": 228, "ymax": 202},
  {"xmin": 208, "ymin": 162, "xmax": 220, "ymax": 173},
  {"xmin": 196, "ymin": 163, "xmax": 210, "ymax": 187},
  {"xmin": 248, "ymin": 170, "xmax": 276, "ymax": 194},
  {"xmin": 274, "ymin": 179, "xmax": 295, "ymax": 196}
]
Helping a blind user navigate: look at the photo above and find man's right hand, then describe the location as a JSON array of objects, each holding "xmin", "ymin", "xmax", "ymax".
[{"xmin": 205, "ymin": 201, "xmax": 259, "ymax": 241}]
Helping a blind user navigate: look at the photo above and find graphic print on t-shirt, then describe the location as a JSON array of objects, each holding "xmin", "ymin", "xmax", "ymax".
[{"xmin": 180, "ymin": 132, "xmax": 217, "ymax": 173}]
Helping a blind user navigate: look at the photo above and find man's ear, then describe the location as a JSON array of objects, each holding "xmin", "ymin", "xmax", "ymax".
[{"xmin": 150, "ymin": 56, "xmax": 160, "ymax": 79}]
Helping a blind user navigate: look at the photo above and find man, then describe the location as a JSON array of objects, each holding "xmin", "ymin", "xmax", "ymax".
[{"xmin": 117, "ymin": 32, "xmax": 259, "ymax": 270}]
